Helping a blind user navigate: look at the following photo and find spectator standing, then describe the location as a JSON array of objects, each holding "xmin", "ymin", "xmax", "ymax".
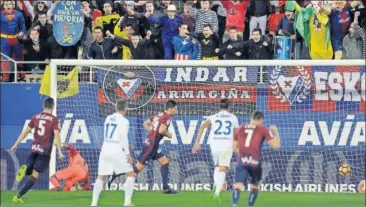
[
  {"xmin": 189, "ymin": 0, "xmax": 219, "ymax": 35},
  {"xmin": 267, "ymin": 0, "xmax": 286, "ymax": 37},
  {"xmin": 224, "ymin": 0, "xmax": 250, "ymax": 42},
  {"xmin": 248, "ymin": 0, "xmax": 269, "ymax": 39},
  {"xmin": 353, "ymin": 11, "xmax": 366, "ymax": 59},
  {"xmin": 120, "ymin": 1, "xmax": 143, "ymax": 35},
  {"xmin": 172, "ymin": 23, "xmax": 199, "ymax": 60},
  {"xmin": 220, "ymin": 27, "xmax": 244, "ymax": 59},
  {"xmin": 80, "ymin": 0, "xmax": 94, "ymax": 59},
  {"xmin": 242, "ymin": 28, "xmax": 273, "ymax": 59},
  {"xmin": 180, "ymin": 2, "xmax": 196, "ymax": 33},
  {"xmin": 292, "ymin": 1, "xmax": 333, "ymax": 59},
  {"xmin": 144, "ymin": 1, "xmax": 164, "ymax": 59},
  {"xmin": 210, "ymin": 0, "xmax": 226, "ymax": 41},
  {"xmin": 106, "ymin": 30, "xmax": 151, "ymax": 59},
  {"xmin": 155, "ymin": 0, "xmax": 172, "ymax": 13},
  {"xmin": 23, "ymin": 0, "xmax": 54, "ymax": 22},
  {"xmin": 329, "ymin": 0, "xmax": 361, "ymax": 59},
  {"xmin": 1, "ymin": 0, "xmax": 27, "ymax": 81},
  {"xmin": 342, "ymin": 22, "xmax": 363, "ymax": 59},
  {"xmin": 146, "ymin": 4, "xmax": 183, "ymax": 59},
  {"xmin": 114, "ymin": 21, "xmax": 135, "ymax": 60},
  {"xmin": 30, "ymin": 11, "xmax": 52, "ymax": 41},
  {"xmin": 87, "ymin": 26, "xmax": 124, "ymax": 59},
  {"xmin": 95, "ymin": 1, "xmax": 120, "ymax": 35},
  {"xmin": 276, "ymin": 6, "xmax": 297, "ymax": 58},
  {"xmin": 20, "ymin": 28, "xmax": 50, "ymax": 71},
  {"xmin": 198, "ymin": 24, "xmax": 221, "ymax": 60}
]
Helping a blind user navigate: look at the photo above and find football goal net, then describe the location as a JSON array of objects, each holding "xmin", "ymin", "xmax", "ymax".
[{"xmin": 49, "ymin": 59, "xmax": 365, "ymax": 193}]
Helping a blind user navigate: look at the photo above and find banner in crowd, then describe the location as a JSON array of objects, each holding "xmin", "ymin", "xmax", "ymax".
[
  {"xmin": 1, "ymin": 65, "xmax": 365, "ymax": 191},
  {"xmin": 53, "ymin": 1, "xmax": 85, "ymax": 46}
]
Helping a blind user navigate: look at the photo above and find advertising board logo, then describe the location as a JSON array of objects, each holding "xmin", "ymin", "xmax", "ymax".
[
  {"xmin": 270, "ymin": 66, "xmax": 311, "ymax": 105},
  {"xmin": 102, "ymin": 67, "xmax": 156, "ymax": 110}
]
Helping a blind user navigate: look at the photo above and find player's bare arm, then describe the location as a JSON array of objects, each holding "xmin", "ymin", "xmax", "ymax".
[
  {"xmin": 268, "ymin": 125, "xmax": 280, "ymax": 150},
  {"xmin": 11, "ymin": 126, "xmax": 32, "ymax": 152},
  {"xmin": 192, "ymin": 119, "xmax": 211, "ymax": 152},
  {"xmin": 159, "ymin": 124, "xmax": 172, "ymax": 138},
  {"xmin": 143, "ymin": 119, "xmax": 152, "ymax": 131},
  {"xmin": 54, "ymin": 129, "xmax": 65, "ymax": 159}
]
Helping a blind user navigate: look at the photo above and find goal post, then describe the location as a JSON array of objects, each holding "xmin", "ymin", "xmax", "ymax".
[{"xmin": 49, "ymin": 59, "xmax": 365, "ymax": 193}]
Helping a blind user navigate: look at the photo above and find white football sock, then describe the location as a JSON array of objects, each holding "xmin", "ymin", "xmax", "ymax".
[
  {"xmin": 124, "ymin": 177, "xmax": 136, "ymax": 206},
  {"xmin": 91, "ymin": 179, "xmax": 103, "ymax": 206},
  {"xmin": 213, "ymin": 167, "xmax": 220, "ymax": 188},
  {"xmin": 215, "ymin": 171, "xmax": 226, "ymax": 196}
]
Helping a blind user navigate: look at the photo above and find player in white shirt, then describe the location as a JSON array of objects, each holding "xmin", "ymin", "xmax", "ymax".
[
  {"xmin": 91, "ymin": 100, "xmax": 136, "ymax": 206},
  {"xmin": 192, "ymin": 99, "xmax": 239, "ymax": 204}
]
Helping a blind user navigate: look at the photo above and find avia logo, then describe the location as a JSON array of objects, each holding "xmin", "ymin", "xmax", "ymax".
[
  {"xmin": 21, "ymin": 113, "xmax": 91, "ymax": 144},
  {"xmin": 117, "ymin": 78, "xmax": 142, "ymax": 99},
  {"xmin": 270, "ymin": 66, "xmax": 311, "ymax": 105},
  {"xmin": 297, "ymin": 115, "xmax": 365, "ymax": 146}
]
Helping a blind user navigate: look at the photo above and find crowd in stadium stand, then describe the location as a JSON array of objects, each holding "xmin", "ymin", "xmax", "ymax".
[{"xmin": 0, "ymin": 0, "xmax": 365, "ymax": 81}]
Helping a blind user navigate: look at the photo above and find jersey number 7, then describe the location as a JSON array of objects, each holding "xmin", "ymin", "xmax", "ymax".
[{"xmin": 244, "ymin": 129, "xmax": 254, "ymax": 147}]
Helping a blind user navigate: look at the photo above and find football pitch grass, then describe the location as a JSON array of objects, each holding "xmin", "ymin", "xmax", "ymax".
[{"xmin": 1, "ymin": 191, "xmax": 365, "ymax": 206}]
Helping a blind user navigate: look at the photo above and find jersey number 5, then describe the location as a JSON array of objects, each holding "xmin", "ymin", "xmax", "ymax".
[
  {"xmin": 105, "ymin": 123, "xmax": 117, "ymax": 139},
  {"xmin": 37, "ymin": 120, "xmax": 46, "ymax": 136},
  {"xmin": 214, "ymin": 120, "xmax": 232, "ymax": 135}
]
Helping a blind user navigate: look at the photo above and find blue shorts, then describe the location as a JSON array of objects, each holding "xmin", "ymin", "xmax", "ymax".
[
  {"xmin": 137, "ymin": 145, "xmax": 165, "ymax": 165},
  {"xmin": 234, "ymin": 163, "xmax": 262, "ymax": 185},
  {"xmin": 332, "ymin": 38, "xmax": 343, "ymax": 52},
  {"xmin": 26, "ymin": 152, "xmax": 50, "ymax": 175}
]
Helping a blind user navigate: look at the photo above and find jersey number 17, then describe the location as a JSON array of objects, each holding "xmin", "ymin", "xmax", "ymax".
[{"xmin": 105, "ymin": 123, "xmax": 117, "ymax": 139}]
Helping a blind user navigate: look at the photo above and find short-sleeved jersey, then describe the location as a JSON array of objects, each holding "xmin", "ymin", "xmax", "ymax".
[
  {"xmin": 235, "ymin": 123, "xmax": 273, "ymax": 164},
  {"xmin": 101, "ymin": 113, "xmax": 130, "ymax": 154},
  {"xmin": 207, "ymin": 111, "xmax": 239, "ymax": 151},
  {"xmin": 28, "ymin": 112, "xmax": 59, "ymax": 155},
  {"xmin": 146, "ymin": 112, "xmax": 171, "ymax": 148}
]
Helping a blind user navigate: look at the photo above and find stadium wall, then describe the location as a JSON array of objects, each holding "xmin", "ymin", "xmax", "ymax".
[{"xmin": 1, "ymin": 65, "xmax": 365, "ymax": 193}]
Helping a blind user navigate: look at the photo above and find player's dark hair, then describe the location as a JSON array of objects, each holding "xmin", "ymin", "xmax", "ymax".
[
  {"xmin": 252, "ymin": 27, "xmax": 262, "ymax": 35},
  {"xmin": 229, "ymin": 26, "xmax": 237, "ymax": 31},
  {"xmin": 43, "ymin": 97, "xmax": 55, "ymax": 109},
  {"xmin": 116, "ymin": 99, "xmax": 128, "ymax": 111},
  {"xmin": 94, "ymin": 26, "xmax": 103, "ymax": 32},
  {"xmin": 38, "ymin": 11, "xmax": 47, "ymax": 16},
  {"xmin": 220, "ymin": 98, "xmax": 229, "ymax": 109},
  {"xmin": 165, "ymin": 100, "xmax": 177, "ymax": 110},
  {"xmin": 203, "ymin": 24, "xmax": 212, "ymax": 30},
  {"xmin": 132, "ymin": 33, "xmax": 140, "ymax": 37},
  {"xmin": 124, "ymin": 24, "xmax": 133, "ymax": 29},
  {"xmin": 179, "ymin": 23, "xmax": 188, "ymax": 29},
  {"xmin": 252, "ymin": 111, "xmax": 264, "ymax": 120}
]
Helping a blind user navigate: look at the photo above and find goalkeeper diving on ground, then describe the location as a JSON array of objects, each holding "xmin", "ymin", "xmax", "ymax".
[{"xmin": 49, "ymin": 144, "xmax": 91, "ymax": 191}]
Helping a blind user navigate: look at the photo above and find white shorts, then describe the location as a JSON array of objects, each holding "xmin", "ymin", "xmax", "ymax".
[
  {"xmin": 211, "ymin": 151, "xmax": 233, "ymax": 167},
  {"xmin": 98, "ymin": 150, "xmax": 133, "ymax": 175}
]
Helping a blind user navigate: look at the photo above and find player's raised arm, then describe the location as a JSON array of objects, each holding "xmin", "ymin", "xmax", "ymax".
[
  {"xmin": 11, "ymin": 125, "xmax": 32, "ymax": 152},
  {"xmin": 267, "ymin": 125, "xmax": 280, "ymax": 150},
  {"xmin": 192, "ymin": 119, "xmax": 211, "ymax": 153}
]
